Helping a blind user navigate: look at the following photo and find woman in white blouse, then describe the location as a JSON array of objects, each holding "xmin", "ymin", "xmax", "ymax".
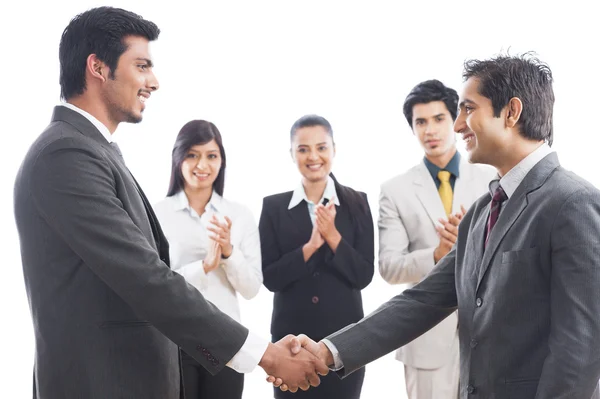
[{"xmin": 154, "ymin": 120, "xmax": 263, "ymax": 399}]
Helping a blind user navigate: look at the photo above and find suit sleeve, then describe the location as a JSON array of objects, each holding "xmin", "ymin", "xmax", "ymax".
[
  {"xmin": 259, "ymin": 197, "xmax": 313, "ymax": 292},
  {"xmin": 535, "ymin": 187, "xmax": 600, "ymax": 399},
  {"xmin": 326, "ymin": 240, "xmax": 458, "ymax": 377},
  {"xmin": 29, "ymin": 140, "xmax": 248, "ymax": 375},
  {"xmin": 325, "ymin": 193, "xmax": 375, "ymax": 290},
  {"xmin": 378, "ymin": 186, "xmax": 436, "ymax": 284}
]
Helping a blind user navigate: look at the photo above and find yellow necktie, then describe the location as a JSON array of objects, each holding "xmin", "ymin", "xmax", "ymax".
[{"xmin": 438, "ymin": 170, "xmax": 453, "ymax": 216}]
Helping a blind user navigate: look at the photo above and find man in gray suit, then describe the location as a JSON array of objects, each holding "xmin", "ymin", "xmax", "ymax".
[
  {"xmin": 274, "ymin": 54, "xmax": 600, "ymax": 398},
  {"xmin": 13, "ymin": 7, "xmax": 326, "ymax": 399}
]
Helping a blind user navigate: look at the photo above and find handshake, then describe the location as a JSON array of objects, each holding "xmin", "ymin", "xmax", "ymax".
[{"xmin": 258, "ymin": 334, "xmax": 334, "ymax": 393}]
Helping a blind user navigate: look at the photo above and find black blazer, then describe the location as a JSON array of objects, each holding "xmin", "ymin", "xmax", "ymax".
[{"xmin": 259, "ymin": 189, "xmax": 374, "ymax": 341}]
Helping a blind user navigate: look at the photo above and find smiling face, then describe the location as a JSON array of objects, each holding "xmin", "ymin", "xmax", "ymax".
[
  {"xmin": 291, "ymin": 125, "xmax": 335, "ymax": 183},
  {"xmin": 455, "ymin": 77, "xmax": 509, "ymax": 166},
  {"xmin": 101, "ymin": 35, "xmax": 159, "ymax": 126},
  {"xmin": 412, "ymin": 100, "xmax": 457, "ymax": 163},
  {"xmin": 181, "ymin": 140, "xmax": 222, "ymax": 192}
]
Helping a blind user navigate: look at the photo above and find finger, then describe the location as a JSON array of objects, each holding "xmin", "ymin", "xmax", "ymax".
[
  {"xmin": 299, "ymin": 379, "xmax": 310, "ymax": 391},
  {"xmin": 288, "ymin": 384, "xmax": 298, "ymax": 393},
  {"xmin": 438, "ymin": 225, "xmax": 457, "ymax": 242},
  {"xmin": 289, "ymin": 336, "xmax": 301, "ymax": 355},
  {"xmin": 461, "ymin": 204, "xmax": 468, "ymax": 215},
  {"xmin": 307, "ymin": 371, "xmax": 321, "ymax": 387},
  {"xmin": 274, "ymin": 378, "xmax": 283, "ymax": 387},
  {"xmin": 266, "ymin": 375, "xmax": 276, "ymax": 383},
  {"xmin": 442, "ymin": 222, "xmax": 459, "ymax": 236},
  {"xmin": 280, "ymin": 384, "xmax": 289, "ymax": 392},
  {"xmin": 447, "ymin": 214, "xmax": 461, "ymax": 226}
]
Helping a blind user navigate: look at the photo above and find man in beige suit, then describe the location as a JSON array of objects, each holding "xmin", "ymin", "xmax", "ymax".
[{"xmin": 378, "ymin": 80, "xmax": 495, "ymax": 398}]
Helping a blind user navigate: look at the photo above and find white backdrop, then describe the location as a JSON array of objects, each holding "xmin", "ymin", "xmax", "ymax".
[{"xmin": 1, "ymin": 1, "xmax": 599, "ymax": 398}]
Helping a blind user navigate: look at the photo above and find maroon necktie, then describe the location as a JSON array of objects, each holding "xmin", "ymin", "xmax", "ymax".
[{"xmin": 485, "ymin": 185, "xmax": 508, "ymax": 248}]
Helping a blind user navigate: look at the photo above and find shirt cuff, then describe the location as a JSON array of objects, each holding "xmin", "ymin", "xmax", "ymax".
[
  {"xmin": 226, "ymin": 330, "xmax": 269, "ymax": 373},
  {"xmin": 174, "ymin": 260, "xmax": 209, "ymax": 290},
  {"xmin": 320, "ymin": 338, "xmax": 344, "ymax": 371}
]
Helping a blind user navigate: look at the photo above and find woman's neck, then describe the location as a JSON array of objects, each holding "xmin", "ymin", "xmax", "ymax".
[
  {"xmin": 302, "ymin": 177, "xmax": 328, "ymax": 204},
  {"xmin": 183, "ymin": 186, "xmax": 213, "ymax": 215}
]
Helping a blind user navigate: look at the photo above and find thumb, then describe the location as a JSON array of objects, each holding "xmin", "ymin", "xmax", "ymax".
[{"xmin": 289, "ymin": 336, "xmax": 302, "ymax": 355}]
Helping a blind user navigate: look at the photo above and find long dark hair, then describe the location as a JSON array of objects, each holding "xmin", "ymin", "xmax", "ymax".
[
  {"xmin": 167, "ymin": 120, "xmax": 226, "ymax": 197},
  {"xmin": 290, "ymin": 114, "xmax": 369, "ymax": 225}
]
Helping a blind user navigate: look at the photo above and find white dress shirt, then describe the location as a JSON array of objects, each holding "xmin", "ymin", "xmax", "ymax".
[
  {"xmin": 154, "ymin": 190, "xmax": 263, "ymax": 321},
  {"xmin": 288, "ymin": 176, "xmax": 341, "ymax": 222},
  {"xmin": 489, "ymin": 142, "xmax": 554, "ymax": 200},
  {"xmin": 154, "ymin": 190, "xmax": 268, "ymax": 372},
  {"xmin": 60, "ymin": 102, "xmax": 113, "ymax": 143},
  {"xmin": 325, "ymin": 142, "xmax": 555, "ymax": 371}
]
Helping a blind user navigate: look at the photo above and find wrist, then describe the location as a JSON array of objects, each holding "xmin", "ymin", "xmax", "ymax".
[
  {"xmin": 221, "ymin": 245, "xmax": 233, "ymax": 259},
  {"xmin": 318, "ymin": 342, "xmax": 334, "ymax": 367},
  {"xmin": 259, "ymin": 342, "xmax": 276, "ymax": 371}
]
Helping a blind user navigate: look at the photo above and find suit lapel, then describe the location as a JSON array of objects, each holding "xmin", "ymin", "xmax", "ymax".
[
  {"xmin": 414, "ymin": 163, "xmax": 447, "ymax": 226},
  {"xmin": 287, "ymin": 200, "xmax": 314, "ymax": 239},
  {"xmin": 476, "ymin": 153, "xmax": 560, "ymax": 291}
]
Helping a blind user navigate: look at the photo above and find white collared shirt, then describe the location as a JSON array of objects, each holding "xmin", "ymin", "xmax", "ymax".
[
  {"xmin": 60, "ymin": 102, "xmax": 114, "ymax": 143},
  {"xmin": 288, "ymin": 176, "xmax": 341, "ymax": 223},
  {"xmin": 489, "ymin": 142, "xmax": 554, "ymax": 199},
  {"xmin": 154, "ymin": 190, "xmax": 268, "ymax": 373}
]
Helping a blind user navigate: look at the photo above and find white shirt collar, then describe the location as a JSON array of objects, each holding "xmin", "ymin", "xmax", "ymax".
[
  {"xmin": 490, "ymin": 142, "xmax": 554, "ymax": 199},
  {"xmin": 288, "ymin": 176, "xmax": 341, "ymax": 210},
  {"xmin": 60, "ymin": 102, "xmax": 114, "ymax": 144},
  {"xmin": 174, "ymin": 190, "xmax": 222, "ymax": 215}
]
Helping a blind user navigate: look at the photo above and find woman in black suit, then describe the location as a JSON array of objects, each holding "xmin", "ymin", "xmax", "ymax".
[{"xmin": 259, "ymin": 114, "xmax": 374, "ymax": 399}]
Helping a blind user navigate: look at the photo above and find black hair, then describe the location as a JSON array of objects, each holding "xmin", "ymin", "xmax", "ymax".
[
  {"xmin": 402, "ymin": 79, "xmax": 459, "ymax": 128},
  {"xmin": 59, "ymin": 6, "xmax": 160, "ymax": 100},
  {"xmin": 462, "ymin": 52, "xmax": 554, "ymax": 145},
  {"xmin": 167, "ymin": 120, "xmax": 226, "ymax": 197}
]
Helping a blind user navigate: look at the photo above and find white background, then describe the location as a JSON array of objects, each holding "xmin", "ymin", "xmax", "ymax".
[{"xmin": 1, "ymin": 1, "xmax": 599, "ymax": 398}]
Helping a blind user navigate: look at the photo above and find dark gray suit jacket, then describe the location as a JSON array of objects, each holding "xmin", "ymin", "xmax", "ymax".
[
  {"xmin": 328, "ymin": 153, "xmax": 600, "ymax": 399},
  {"xmin": 14, "ymin": 106, "xmax": 248, "ymax": 399}
]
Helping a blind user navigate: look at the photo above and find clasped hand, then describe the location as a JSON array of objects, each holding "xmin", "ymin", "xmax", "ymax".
[{"xmin": 261, "ymin": 335, "xmax": 333, "ymax": 393}]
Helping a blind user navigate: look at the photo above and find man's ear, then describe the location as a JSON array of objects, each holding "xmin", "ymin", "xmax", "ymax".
[
  {"xmin": 86, "ymin": 54, "xmax": 108, "ymax": 83},
  {"xmin": 505, "ymin": 97, "xmax": 523, "ymax": 128}
]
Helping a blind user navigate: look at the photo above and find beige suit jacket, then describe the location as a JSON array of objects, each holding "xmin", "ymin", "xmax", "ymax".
[{"xmin": 378, "ymin": 156, "xmax": 495, "ymax": 369}]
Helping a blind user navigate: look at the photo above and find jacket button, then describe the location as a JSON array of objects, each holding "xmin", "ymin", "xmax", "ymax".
[
  {"xmin": 476, "ymin": 297, "xmax": 483, "ymax": 307},
  {"xmin": 312, "ymin": 296, "xmax": 319, "ymax": 304},
  {"xmin": 467, "ymin": 384, "xmax": 476, "ymax": 394},
  {"xmin": 470, "ymin": 339, "xmax": 478, "ymax": 349}
]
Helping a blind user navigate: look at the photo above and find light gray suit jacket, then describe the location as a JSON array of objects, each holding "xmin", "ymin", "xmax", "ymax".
[
  {"xmin": 329, "ymin": 153, "xmax": 600, "ymax": 398},
  {"xmin": 14, "ymin": 107, "xmax": 248, "ymax": 399},
  {"xmin": 379, "ymin": 158, "xmax": 495, "ymax": 369}
]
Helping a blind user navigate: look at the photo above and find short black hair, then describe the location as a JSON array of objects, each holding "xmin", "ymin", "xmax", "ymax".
[
  {"xmin": 462, "ymin": 53, "xmax": 554, "ymax": 145},
  {"xmin": 167, "ymin": 120, "xmax": 227, "ymax": 197},
  {"xmin": 59, "ymin": 6, "xmax": 160, "ymax": 100},
  {"xmin": 402, "ymin": 79, "xmax": 459, "ymax": 128}
]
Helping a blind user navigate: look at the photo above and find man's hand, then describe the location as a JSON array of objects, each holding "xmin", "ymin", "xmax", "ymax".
[
  {"xmin": 266, "ymin": 334, "xmax": 333, "ymax": 391},
  {"xmin": 433, "ymin": 205, "xmax": 467, "ymax": 263},
  {"xmin": 258, "ymin": 335, "xmax": 329, "ymax": 393}
]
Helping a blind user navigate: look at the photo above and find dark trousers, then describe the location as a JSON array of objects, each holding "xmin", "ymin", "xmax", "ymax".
[
  {"xmin": 274, "ymin": 366, "xmax": 365, "ymax": 399},
  {"xmin": 181, "ymin": 351, "xmax": 244, "ymax": 399}
]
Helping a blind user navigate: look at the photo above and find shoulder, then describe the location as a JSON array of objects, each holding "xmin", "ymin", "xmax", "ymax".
[
  {"xmin": 219, "ymin": 197, "xmax": 255, "ymax": 221},
  {"xmin": 381, "ymin": 165, "xmax": 420, "ymax": 195},
  {"xmin": 262, "ymin": 191, "xmax": 294, "ymax": 207},
  {"xmin": 549, "ymin": 167, "xmax": 600, "ymax": 204},
  {"xmin": 153, "ymin": 196, "xmax": 176, "ymax": 217}
]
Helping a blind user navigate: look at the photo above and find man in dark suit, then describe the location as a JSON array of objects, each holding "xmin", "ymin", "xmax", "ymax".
[
  {"xmin": 13, "ymin": 7, "xmax": 327, "ymax": 399},
  {"xmin": 274, "ymin": 54, "xmax": 600, "ymax": 398}
]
